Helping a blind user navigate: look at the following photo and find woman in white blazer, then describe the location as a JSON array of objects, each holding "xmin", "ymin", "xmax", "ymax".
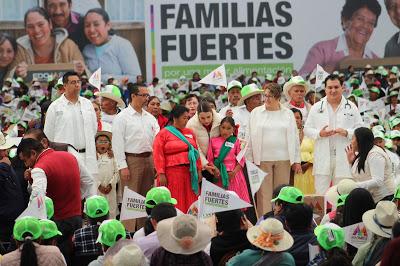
[
  {"xmin": 186, "ymin": 101, "xmax": 221, "ymax": 168},
  {"xmin": 304, "ymin": 74, "xmax": 364, "ymax": 195},
  {"xmin": 245, "ymin": 83, "xmax": 301, "ymax": 216}
]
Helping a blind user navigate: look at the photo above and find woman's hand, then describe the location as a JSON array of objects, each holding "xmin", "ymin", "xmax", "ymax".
[
  {"xmin": 228, "ymin": 171, "xmax": 236, "ymax": 180},
  {"xmin": 204, "ymin": 164, "xmax": 215, "ymax": 174},
  {"xmin": 73, "ymin": 60, "xmax": 85, "ymax": 75},
  {"xmin": 159, "ymin": 173, "xmax": 167, "ymax": 186},
  {"xmin": 291, "ymin": 163, "xmax": 302, "ymax": 174},
  {"xmin": 15, "ymin": 62, "xmax": 28, "ymax": 78},
  {"xmin": 301, "ymin": 163, "xmax": 312, "ymax": 173},
  {"xmin": 345, "ymin": 144, "xmax": 356, "ymax": 164}
]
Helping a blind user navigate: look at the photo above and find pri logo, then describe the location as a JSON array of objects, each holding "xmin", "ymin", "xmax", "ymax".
[
  {"xmin": 36, "ymin": 196, "xmax": 44, "ymax": 209},
  {"xmin": 352, "ymin": 225, "xmax": 368, "ymax": 240},
  {"xmin": 212, "ymin": 70, "xmax": 223, "ymax": 80}
]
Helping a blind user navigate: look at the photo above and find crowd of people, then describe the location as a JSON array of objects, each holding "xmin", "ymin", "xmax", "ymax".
[{"xmin": 1, "ymin": 1, "xmax": 400, "ymax": 266}]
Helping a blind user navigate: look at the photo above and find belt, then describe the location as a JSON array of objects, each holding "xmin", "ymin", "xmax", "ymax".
[
  {"xmin": 76, "ymin": 148, "xmax": 86, "ymax": 153},
  {"xmin": 125, "ymin": 152, "xmax": 152, "ymax": 158}
]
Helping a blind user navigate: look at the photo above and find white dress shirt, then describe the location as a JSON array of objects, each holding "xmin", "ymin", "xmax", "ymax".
[
  {"xmin": 112, "ymin": 104, "xmax": 160, "ymax": 170},
  {"xmin": 44, "ymin": 95, "xmax": 96, "ymax": 150}
]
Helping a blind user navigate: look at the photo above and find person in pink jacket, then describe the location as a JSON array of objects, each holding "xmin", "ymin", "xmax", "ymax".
[{"xmin": 207, "ymin": 116, "xmax": 250, "ymax": 203}]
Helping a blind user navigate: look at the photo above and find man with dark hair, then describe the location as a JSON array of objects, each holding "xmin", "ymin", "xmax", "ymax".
[
  {"xmin": 112, "ymin": 84, "xmax": 159, "ymax": 232},
  {"xmin": 136, "ymin": 203, "xmax": 177, "ymax": 260},
  {"xmin": 24, "ymin": 128, "xmax": 69, "ymax": 151},
  {"xmin": 384, "ymin": 0, "xmax": 400, "ymax": 57},
  {"xmin": 305, "ymin": 74, "xmax": 363, "ymax": 194},
  {"xmin": 17, "ymin": 138, "xmax": 95, "ymax": 264},
  {"xmin": 44, "ymin": 0, "xmax": 89, "ymax": 50},
  {"xmin": 44, "ymin": 71, "xmax": 98, "ymax": 179},
  {"xmin": 286, "ymin": 204, "xmax": 318, "ymax": 266}
]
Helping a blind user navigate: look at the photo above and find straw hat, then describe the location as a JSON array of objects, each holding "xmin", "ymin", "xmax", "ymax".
[
  {"xmin": 95, "ymin": 85, "xmax": 126, "ymax": 108},
  {"xmin": 325, "ymin": 179, "xmax": 358, "ymax": 206},
  {"xmin": 283, "ymin": 76, "xmax": 309, "ymax": 100},
  {"xmin": 246, "ymin": 218, "xmax": 293, "ymax": 252},
  {"xmin": 157, "ymin": 214, "xmax": 211, "ymax": 255},
  {"xmin": 238, "ymin": 84, "xmax": 264, "ymax": 106},
  {"xmin": 362, "ymin": 201, "xmax": 399, "ymax": 238},
  {"xmin": 0, "ymin": 132, "xmax": 17, "ymax": 150}
]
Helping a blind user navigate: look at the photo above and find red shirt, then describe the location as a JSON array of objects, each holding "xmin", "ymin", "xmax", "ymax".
[
  {"xmin": 157, "ymin": 114, "xmax": 169, "ymax": 129},
  {"xmin": 34, "ymin": 149, "xmax": 81, "ymax": 220}
]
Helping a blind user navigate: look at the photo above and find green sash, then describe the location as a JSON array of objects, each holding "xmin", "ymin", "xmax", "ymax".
[
  {"xmin": 165, "ymin": 126, "xmax": 199, "ymax": 194},
  {"xmin": 214, "ymin": 135, "xmax": 237, "ymax": 188}
]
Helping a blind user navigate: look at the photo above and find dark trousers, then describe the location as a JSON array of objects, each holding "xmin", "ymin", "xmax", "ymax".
[{"xmin": 55, "ymin": 215, "xmax": 82, "ymax": 266}]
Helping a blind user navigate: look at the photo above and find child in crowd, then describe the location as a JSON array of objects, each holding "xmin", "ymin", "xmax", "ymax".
[
  {"xmin": 257, "ymin": 186, "xmax": 304, "ymax": 227},
  {"xmin": 73, "ymin": 195, "xmax": 110, "ymax": 266},
  {"xmin": 95, "ymin": 130, "xmax": 119, "ymax": 219},
  {"xmin": 40, "ymin": 219, "xmax": 62, "ymax": 246},
  {"xmin": 206, "ymin": 116, "xmax": 250, "ymax": 203},
  {"xmin": 309, "ymin": 223, "xmax": 352, "ymax": 266}
]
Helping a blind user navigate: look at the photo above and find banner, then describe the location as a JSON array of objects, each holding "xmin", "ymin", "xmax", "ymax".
[
  {"xmin": 17, "ymin": 195, "xmax": 47, "ymax": 220},
  {"xmin": 198, "ymin": 64, "xmax": 227, "ymax": 87},
  {"xmin": 198, "ymin": 178, "xmax": 252, "ymax": 217},
  {"xmin": 357, "ymin": 98, "xmax": 371, "ymax": 113},
  {"xmin": 89, "ymin": 68, "xmax": 102, "ymax": 89},
  {"xmin": 246, "ymin": 160, "xmax": 267, "ymax": 196},
  {"xmin": 120, "ymin": 187, "xmax": 148, "ymax": 221},
  {"xmin": 315, "ymin": 64, "xmax": 329, "ymax": 90},
  {"xmin": 343, "ymin": 222, "xmax": 372, "ymax": 248},
  {"xmin": 145, "ymin": 0, "xmax": 397, "ymax": 80}
]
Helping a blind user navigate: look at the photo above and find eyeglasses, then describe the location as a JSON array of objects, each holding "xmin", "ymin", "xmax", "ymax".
[
  {"xmin": 68, "ymin": 80, "xmax": 82, "ymax": 85},
  {"xmin": 136, "ymin": 93, "xmax": 150, "ymax": 98}
]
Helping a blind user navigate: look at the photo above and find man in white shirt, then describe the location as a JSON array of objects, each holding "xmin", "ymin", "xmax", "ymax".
[
  {"xmin": 304, "ymin": 74, "xmax": 364, "ymax": 194},
  {"xmin": 219, "ymin": 80, "xmax": 242, "ymax": 118},
  {"xmin": 112, "ymin": 84, "xmax": 160, "ymax": 231},
  {"xmin": 233, "ymin": 84, "xmax": 263, "ymax": 141},
  {"xmin": 94, "ymin": 84, "xmax": 126, "ymax": 129},
  {"xmin": 44, "ymin": 71, "xmax": 98, "ymax": 177}
]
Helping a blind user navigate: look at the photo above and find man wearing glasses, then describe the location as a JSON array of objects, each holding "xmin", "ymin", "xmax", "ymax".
[
  {"xmin": 112, "ymin": 84, "xmax": 160, "ymax": 232},
  {"xmin": 44, "ymin": 71, "xmax": 98, "ymax": 179}
]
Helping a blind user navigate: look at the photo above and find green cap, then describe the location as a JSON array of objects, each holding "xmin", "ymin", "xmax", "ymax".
[
  {"xmin": 83, "ymin": 90, "xmax": 94, "ymax": 97},
  {"xmin": 373, "ymin": 130, "xmax": 385, "ymax": 140},
  {"xmin": 385, "ymin": 138, "xmax": 394, "ymax": 149},
  {"xmin": 394, "ymin": 186, "xmax": 400, "ymax": 200},
  {"xmin": 265, "ymin": 74, "xmax": 273, "ymax": 81},
  {"xmin": 389, "ymin": 90, "xmax": 399, "ymax": 97},
  {"xmin": 227, "ymin": 80, "xmax": 242, "ymax": 91},
  {"xmin": 336, "ymin": 194, "xmax": 348, "ymax": 207},
  {"xmin": 96, "ymin": 219, "xmax": 126, "ymax": 247},
  {"xmin": 350, "ymin": 78, "xmax": 360, "ymax": 86},
  {"xmin": 45, "ymin": 196, "xmax": 54, "ymax": 219},
  {"xmin": 40, "ymin": 219, "xmax": 62, "ymax": 240},
  {"xmin": 314, "ymin": 223, "xmax": 345, "ymax": 251},
  {"xmin": 390, "ymin": 130, "xmax": 400, "ymax": 139},
  {"xmin": 84, "ymin": 195, "xmax": 110, "ymax": 218},
  {"xmin": 391, "ymin": 66, "xmax": 399, "ymax": 74},
  {"xmin": 145, "ymin": 186, "xmax": 177, "ymax": 209},
  {"xmin": 369, "ymin": 86, "xmax": 380, "ymax": 94},
  {"xmin": 55, "ymin": 78, "xmax": 63, "ymax": 88},
  {"xmin": 351, "ymin": 89, "xmax": 363, "ymax": 97},
  {"xmin": 271, "ymin": 186, "xmax": 304, "ymax": 204},
  {"xmin": 390, "ymin": 116, "xmax": 400, "ymax": 129},
  {"xmin": 20, "ymin": 95, "xmax": 31, "ymax": 103},
  {"xmin": 16, "ymin": 77, "xmax": 24, "ymax": 83},
  {"xmin": 13, "ymin": 216, "xmax": 42, "ymax": 241},
  {"xmin": 238, "ymin": 84, "xmax": 264, "ymax": 106}
]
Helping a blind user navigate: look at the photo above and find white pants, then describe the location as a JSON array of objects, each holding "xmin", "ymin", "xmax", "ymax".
[{"xmin": 314, "ymin": 152, "xmax": 347, "ymax": 195}]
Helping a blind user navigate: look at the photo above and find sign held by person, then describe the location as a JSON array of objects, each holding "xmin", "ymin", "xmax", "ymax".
[
  {"xmin": 120, "ymin": 186, "xmax": 147, "ymax": 221},
  {"xmin": 198, "ymin": 64, "xmax": 227, "ymax": 87},
  {"xmin": 246, "ymin": 160, "xmax": 267, "ymax": 196},
  {"xmin": 17, "ymin": 194, "xmax": 47, "ymax": 220},
  {"xmin": 198, "ymin": 178, "xmax": 252, "ymax": 217},
  {"xmin": 89, "ymin": 68, "xmax": 102, "ymax": 89},
  {"xmin": 343, "ymin": 222, "xmax": 373, "ymax": 248}
]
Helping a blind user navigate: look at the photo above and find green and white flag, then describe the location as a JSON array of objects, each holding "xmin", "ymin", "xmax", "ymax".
[{"xmin": 120, "ymin": 186, "xmax": 147, "ymax": 221}]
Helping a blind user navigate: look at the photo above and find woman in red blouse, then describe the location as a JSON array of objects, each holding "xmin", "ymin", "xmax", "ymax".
[
  {"xmin": 153, "ymin": 105, "xmax": 202, "ymax": 212},
  {"xmin": 147, "ymin": 96, "xmax": 169, "ymax": 129}
]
